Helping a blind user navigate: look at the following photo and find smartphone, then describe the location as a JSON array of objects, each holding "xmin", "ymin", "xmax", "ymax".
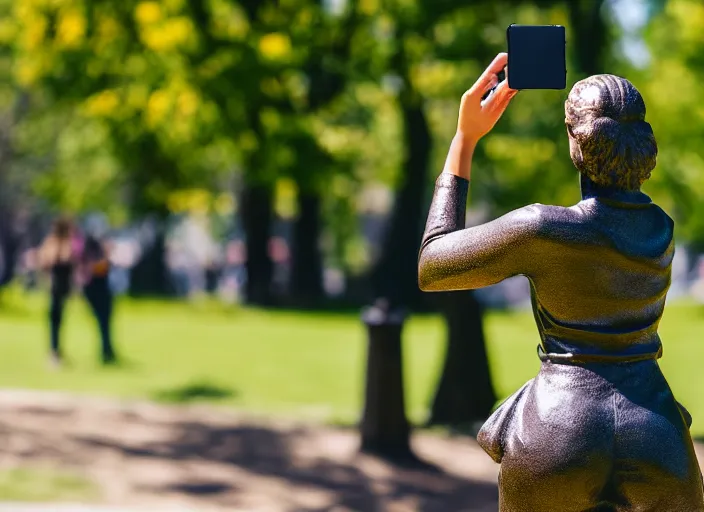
[
  {"xmin": 507, "ymin": 24, "xmax": 566, "ymax": 90},
  {"xmin": 481, "ymin": 24, "xmax": 566, "ymax": 104}
]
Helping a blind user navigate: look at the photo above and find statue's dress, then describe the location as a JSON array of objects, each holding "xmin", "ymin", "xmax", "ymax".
[{"xmin": 419, "ymin": 173, "xmax": 704, "ymax": 511}]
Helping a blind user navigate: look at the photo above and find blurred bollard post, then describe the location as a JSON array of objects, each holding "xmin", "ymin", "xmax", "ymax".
[
  {"xmin": 428, "ymin": 290, "xmax": 496, "ymax": 429},
  {"xmin": 360, "ymin": 299, "xmax": 412, "ymax": 459}
]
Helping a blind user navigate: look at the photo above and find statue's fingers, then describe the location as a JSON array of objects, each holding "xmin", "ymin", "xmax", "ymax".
[{"xmin": 467, "ymin": 53, "xmax": 508, "ymax": 99}]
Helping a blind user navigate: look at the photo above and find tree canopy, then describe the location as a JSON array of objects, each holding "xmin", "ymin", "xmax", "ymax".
[{"xmin": 0, "ymin": 0, "xmax": 701, "ymax": 257}]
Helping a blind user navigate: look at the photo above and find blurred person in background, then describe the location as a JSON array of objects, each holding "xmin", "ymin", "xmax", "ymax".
[
  {"xmin": 81, "ymin": 234, "xmax": 117, "ymax": 364},
  {"xmin": 38, "ymin": 216, "xmax": 80, "ymax": 367}
]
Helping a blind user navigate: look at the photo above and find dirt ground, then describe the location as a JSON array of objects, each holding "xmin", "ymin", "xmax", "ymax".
[
  {"xmin": 2, "ymin": 390, "xmax": 704, "ymax": 512},
  {"xmin": 0, "ymin": 390, "xmax": 502, "ymax": 512}
]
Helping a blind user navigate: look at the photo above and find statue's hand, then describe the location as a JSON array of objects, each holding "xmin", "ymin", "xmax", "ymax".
[{"xmin": 457, "ymin": 53, "xmax": 517, "ymax": 144}]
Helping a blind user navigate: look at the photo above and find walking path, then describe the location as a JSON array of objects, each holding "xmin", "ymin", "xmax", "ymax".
[
  {"xmin": 0, "ymin": 390, "xmax": 499, "ymax": 511},
  {"xmin": 2, "ymin": 390, "xmax": 703, "ymax": 511}
]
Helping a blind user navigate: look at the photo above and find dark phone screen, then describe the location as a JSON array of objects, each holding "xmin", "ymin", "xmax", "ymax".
[{"xmin": 507, "ymin": 25, "xmax": 566, "ymax": 90}]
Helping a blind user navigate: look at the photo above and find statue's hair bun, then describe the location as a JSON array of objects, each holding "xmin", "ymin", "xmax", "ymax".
[{"xmin": 565, "ymin": 75, "xmax": 657, "ymax": 190}]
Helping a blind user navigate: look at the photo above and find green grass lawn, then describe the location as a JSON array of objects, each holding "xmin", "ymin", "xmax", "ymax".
[
  {"xmin": 0, "ymin": 467, "xmax": 99, "ymax": 503},
  {"xmin": 0, "ymin": 287, "xmax": 703, "ymax": 433}
]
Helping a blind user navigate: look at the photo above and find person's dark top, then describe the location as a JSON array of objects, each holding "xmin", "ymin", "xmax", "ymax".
[
  {"xmin": 82, "ymin": 236, "xmax": 110, "ymax": 282},
  {"xmin": 51, "ymin": 261, "xmax": 73, "ymax": 297}
]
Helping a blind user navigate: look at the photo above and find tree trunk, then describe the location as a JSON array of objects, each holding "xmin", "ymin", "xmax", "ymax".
[
  {"xmin": 371, "ymin": 104, "xmax": 431, "ymax": 309},
  {"xmin": 428, "ymin": 291, "xmax": 497, "ymax": 427},
  {"xmin": 0, "ymin": 228, "xmax": 19, "ymax": 287},
  {"xmin": 129, "ymin": 229, "xmax": 171, "ymax": 297},
  {"xmin": 0, "ymin": 207, "xmax": 21, "ymax": 288},
  {"xmin": 289, "ymin": 191, "xmax": 324, "ymax": 306},
  {"xmin": 568, "ymin": 0, "xmax": 607, "ymax": 76},
  {"xmin": 359, "ymin": 102, "xmax": 431, "ymax": 460},
  {"xmin": 241, "ymin": 181, "xmax": 274, "ymax": 306}
]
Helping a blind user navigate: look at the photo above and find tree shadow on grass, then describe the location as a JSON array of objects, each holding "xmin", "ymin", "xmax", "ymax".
[
  {"xmin": 152, "ymin": 381, "xmax": 237, "ymax": 403},
  {"xmin": 165, "ymin": 481, "xmax": 234, "ymax": 495}
]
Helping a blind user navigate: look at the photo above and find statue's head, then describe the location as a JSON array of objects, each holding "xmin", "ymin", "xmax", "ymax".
[{"xmin": 565, "ymin": 74, "xmax": 657, "ymax": 191}]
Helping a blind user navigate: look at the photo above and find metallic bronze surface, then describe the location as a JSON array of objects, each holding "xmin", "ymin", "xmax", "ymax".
[
  {"xmin": 566, "ymin": 75, "xmax": 657, "ymax": 191},
  {"xmin": 418, "ymin": 76, "xmax": 704, "ymax": 510}
]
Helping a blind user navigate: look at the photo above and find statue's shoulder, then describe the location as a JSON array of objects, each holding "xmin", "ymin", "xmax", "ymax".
[
  {"xmin": 510, "ymin": 203, "xmax": 589, "ymax": 240},
  {"xmin": 516, "ymin": 202, "xmax": 582, "ymax": 225}
]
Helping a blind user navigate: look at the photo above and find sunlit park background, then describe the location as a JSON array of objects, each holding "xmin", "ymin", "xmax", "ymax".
[
  {"xmin": 3, "ymin": 0, "xmax": 704, "ymax": 510},
  {"xmin": 1, "ymin": 292, "xmax": 704, "ymax": 427}
]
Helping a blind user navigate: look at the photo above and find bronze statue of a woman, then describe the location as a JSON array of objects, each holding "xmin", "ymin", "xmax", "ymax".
[{"xmin": 418, "ymin": 53, "xmax": 704, "ymax": 511}]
